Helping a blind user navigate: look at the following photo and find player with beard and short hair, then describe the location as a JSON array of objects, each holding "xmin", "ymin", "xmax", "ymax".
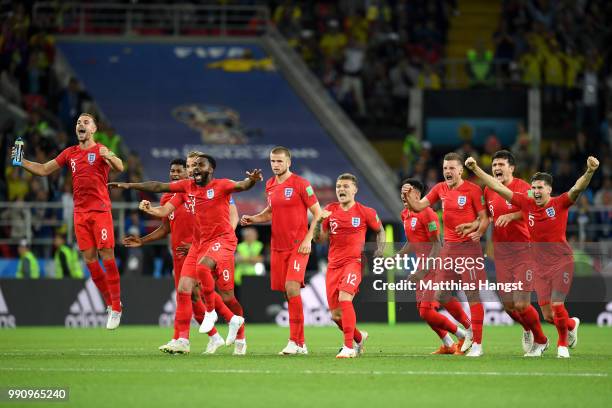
[
  {"xmin": 240, "ymin": 146, "xmax": 322, "ymax": 355},
  {"xmin": 465, "ymin": 155, "xmax": 599, "ymax": 358},
  {"xmin": 12, "ymin": 112, "xmax": 125, "ymax": 329},
  {"xmin": 109, "ymin": 154, "xmax": 261, "ymax": 353}
]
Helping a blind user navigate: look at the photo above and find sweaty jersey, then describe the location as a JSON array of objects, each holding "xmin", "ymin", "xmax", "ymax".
[
  {"xmin": 170, "ymin": 178, "xmax": 237, "ymax": 245},
  {"xmin": 322, "ymin": 201, "xmax": 381, "ymax": 268},
  {"xmin": 266, "ymin": 173, "xmax": 318, "ymax": 251},
  {"xmin": 484, "ymin": 178, "xmax": 531, "ymax": 243},
  {"xmin": 161, "ymin": 192, "xmax": 195, "ymax": 252},
  {"xmin": 55, "ymin": 143, "xmax": 111, "ymax": 213},
  {"xmin": 511, "ymin": 191, "xmax": 574, "ymax": 264},
  {"xmin": 425, "ymin": 180, "xmax": 485, "ymax": 242},
  {"xmin": 401, "ymin": 207, "xmax": 440, "ymax": 255}
]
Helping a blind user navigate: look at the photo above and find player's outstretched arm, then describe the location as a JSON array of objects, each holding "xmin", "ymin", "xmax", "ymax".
[
  {"xmin": 240, "ymin": 206, "xmax": 272, "ymax": 225},
  {"xmin": 401, "ymin": 184, "xmax": 430, "ymax": 212},
  {"xmin": 313, "ymin": 209, "xmax": 331, "ymax": 243},
  {"xmin": 139, "ymin": 200, "xmax": 176, "ymax": 218},
  {"xmin": 12, "ymin": 146, "xmax": 60, "ymax": 176},
  {"xmin": 229, "ymin": 203, "xmax": 239, "ymax": 230},
  {"xmin": 568, "ymin": 156, "xmax": 599, "ymax": 202},
  {"xmin": 465, "ymin": 157, "xmax": 514, "ymax": 202},
  {"xmin": 108, "ymin": 181, "xmax": 173, "ymax": 193},
  {"xmin": 99, "ymin": 146, "xmax": 124, "ymax": 172},
  {"xmin": 233, "ymin": 169, "xmax": 263, "ymax": 191},
  {"xmin": 299, "ymin": 202, "xmax": 323, "ymax": 254}
]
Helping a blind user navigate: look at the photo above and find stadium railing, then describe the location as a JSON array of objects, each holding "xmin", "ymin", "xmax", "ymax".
[{"xmin": 32, "ymin": 2, "xmax": 270, "ymax": 36}]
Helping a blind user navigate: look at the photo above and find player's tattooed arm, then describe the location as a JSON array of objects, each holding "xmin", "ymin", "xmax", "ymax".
[
  {"xmin": 465, "ymin": 157, "xmax": 514, "ymax": 202},
  {"xmin": 373, "ymin": 226, "xmax": 386, "ymax": 258},
  {"xmin": 401, "ymin": 184, "xmax": 430, "ymax": 212},
  {"xmin": 240, "ymin": 206, "xmax": 272, "ymax": 225},
  {"xmin": 313, "ymin": 209, "xmax": 331, "ymax": 243},
  {"xmin": 139, "ymin": 200, "xmax": 176, "ymax": 218},
  {"xmin": 108, "ymin": 181, "xmax": 173, "ymax": 192},
  {"xmin": 233, "ymin": 169, "xmax": 263, "ymax": 191},
  {"xmin": 568, "ymin": 156, "xmax": 599, "ymax": 202},
  {"xmin": 99, "ymin": 146, "xmax": 124, "ymax": 172}
]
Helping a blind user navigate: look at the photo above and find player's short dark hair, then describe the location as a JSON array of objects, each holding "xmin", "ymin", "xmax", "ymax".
[
  {"xmin": 444, "ymin": 152, "xmax": 463, "ymax": 165},
  {"xmin": 170, "ymin": 158, "xmax": 186, "ymax": 168},
  {"xmin": 492, "ymin": 150, "xmax": 515, "ymax": 166},
  {"xmin": 401, "ymin": 178, "xmax": 425, "ymax": 196},
  {"xmin": 531, "ymin": 172, "xmax": 553, "ymax": 186},
  {"xmin": 270, "ymin": 146, "xmax": 291, "ymax": 159},
  {"xmin": 78, "ymin": 112, "xmax": 97, "ymax": 126},
  {"xmin": 337, "ymin": 173, "xmax": 358, "ymax": 186},
  {"xmin": 197, "ymin": 153, "xmax": 216, "ymax": 169}
]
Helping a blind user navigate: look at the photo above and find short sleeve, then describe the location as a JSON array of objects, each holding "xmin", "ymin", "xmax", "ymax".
[
  {"xmin": 170, "ymin": 179, "xmax": 191, "ymax": 193},
  {"xmin": 425, "ymin": 183, "xmax": 440, "ymax": 205},
  {"xmin": 220, "ymin": 179, "xmax": 238, "ymax": 195},
  {"xmin": 471, "ymin": 185, "xmax": 485, "ymax": 213},
  {"xmin": 365, "ymin": 207, "xmax": 382, "ymax": 231},
  {"xmin": 300, "ymin": 179, "xmax": 318, "ymax": 208},
  {"xmin": 423, "ymin": 209, "xmax": 440, "ymax": 238},
  {"xmin": 557, "ymin": 192, "xmax": 574, "ymax": 208},
  {"xmin": 321, "ymin": 204, "xmax": 332, "ymax": 232},
  {"xmin": 510, "ymin": 191, "xmax": 530, "ymax": 210},
  {"xmin": 483, "ymin": 187, "xmax": 492, "ymax": 216},
  {"xmin": 168, "ymin": 193, "xmax": 185, "ymax": 209},
  {"xmin": 55, "ymin": 148, "xmax": 69, "ymax": 167}
]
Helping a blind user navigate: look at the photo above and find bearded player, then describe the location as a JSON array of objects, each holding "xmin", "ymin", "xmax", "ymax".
[
  {"xmin": 313, "ymin": 173, "xmax": 384, "ymax": 358},
  {"xmin": 241, "ymin": 146, "xmax": 322, "ymax": 355},
  {"xmin": 122, "ymin": 155, "xmax": 243, "ymax": 354},
  {"xmin": 110, "ymin": 154, "xmax": 261, "ymax": 353},
  {"xmin": 459, "ymin": 150, "xmax": 548, "ymax": 356},
  {"xmin": 403, "ymin": 152, "xmax": 488, "ymax": 357},
  {"xmin": 465, "ymin": 155, "xmax": 598, "ymax": 358},
  {"xmin": 12, "ymin": 113, "xmax": 124, "ymax": 329},
  {"xmin": 399, "ymin": 178, "xmax": 469, "ymax": 354}
]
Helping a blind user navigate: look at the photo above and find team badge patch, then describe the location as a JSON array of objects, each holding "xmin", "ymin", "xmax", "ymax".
[
  {"xmin": 410, "ymin": 217, "xmax": 417, "ymax": 229},
  {"xmin": 207, "ymin": 189, "xmax": 215, "ymax": 199},
  {"xmin": 87, "ymin": 153, "xmax": 96, "ymax": 165},
  {"xmin": 457, "ymin": 195, "xmax": 467, "ymax": 206},
  {"xmin": 351, "ymin": 217, "xmax": 361, "ymax": 227},
  {"xmin": 546, "ymin": 207, "xmax": 556, "ymax": 217},
  {"xmin": 284, "ymin": 188, "xmax": 293, "ymax": 198}
]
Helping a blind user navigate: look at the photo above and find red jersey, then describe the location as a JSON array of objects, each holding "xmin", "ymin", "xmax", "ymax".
[
  {"xmin": 511, "ymin": 192, "xmax": 574, "ymax": 264},
  {"xmin": 170, "ymin": 178, "xmax": 237, "ymax": 245},
  {"xmin": 55, "ymin": 143, "xmax": 111, "ymax": 213},
  {"xmin": 161, "ymin": 192, "xmax": 195, "ymax": 252},
  {"xmin": 266, "ymin": 174, "xmax": 318, "ymax": 251},
  {"xmin": 401, "ymin": 207, "xmax": 440, "ymax": 255},
  {"xmin": 425, "ymin": 180, "xmax": 484, "ymax": 242},
  {"xmin": 322, "ymin": 201, "xmax": 381, "ymax": 268},
  {"xmin": 484, "ymin": 178, "xmax": 531, "ymax": 243}
]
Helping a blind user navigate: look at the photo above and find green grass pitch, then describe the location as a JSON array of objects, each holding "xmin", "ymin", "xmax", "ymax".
[{"xmin": 1, "ymin": 324, "xmax": 611, "ymax": 407}]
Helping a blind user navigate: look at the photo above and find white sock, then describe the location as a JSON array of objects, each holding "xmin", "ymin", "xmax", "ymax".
[
  {"xmin": 455, "ymin": 327, "xmax": 466, "ymax": 339},
  {"xmin": 235, "ymin": 338, "xmax": 246, "ymax": 344},
  {"xmin": 441, "ymin": 334, "xmax": 454, "ymax": 347},
  {"xmin": 210, "ymin": 333, "xmax": 222, "ymax": 341}
]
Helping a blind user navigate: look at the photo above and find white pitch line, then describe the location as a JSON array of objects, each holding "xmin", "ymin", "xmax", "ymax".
[{"xmin": 0, "ymin": 367, "xmax": 607, "ymax": 378}]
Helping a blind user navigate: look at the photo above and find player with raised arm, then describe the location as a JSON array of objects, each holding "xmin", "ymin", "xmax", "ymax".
[
  {"xmin": 122, "ymin": 155, "xmax": 242, "ymax": 354},
  {"xmin": 402, "ymin": 152, "xmax": 488, "ymax": 357},
  {"xmin": 459, "ymin": 150, "xmax": 548, "ymax": 355},
  {"xmin": 465, "ymin": 155, "xmax": 599, "ymax": 358},
  {"xmin": 398, "ymin": 178, "xmax": 468, "ymax": 355},
  {"xmin": 240, "ymin": 146, "xmax": 322, "ymax": 355},
  {"xmin": 12, "ymin": 113, "xmax": 124, "ymax": 329},
  {"xmin": 312, "ymin": 173, "xmax": 384, "ymax": 358},
  {"xmin": 110, "ymin": 154, "xmax": 261, "ymax": 353}
]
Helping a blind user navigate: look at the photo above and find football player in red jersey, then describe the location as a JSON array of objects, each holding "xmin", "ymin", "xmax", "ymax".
[
  {"xmin": 403, "ymin": 152, "xmax": 488, "ymax": 357},
  {"xmin": 465, "ymin": 155, "xmax": 599, "ymax": 358},
  {"xmin": 110, "ymin": 154, "xmax": 261, "ymax": 353},
  {"xmin": 13, "ymin": 113, "xmax": 124, "ymax": 329},
  {"xmin": 313, "ymin": 173, "xmax": 385, "ymax": 358},
  {"xmin": 241, "ymin": 146, "xmax": 322, "ymax": 355},
  {"xmin": 399, "ymin": 178, "xmax": 469, "ymax": 354}
]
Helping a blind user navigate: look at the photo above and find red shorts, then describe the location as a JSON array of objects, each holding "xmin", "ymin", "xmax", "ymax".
[
  {"xmin": 326, "ymin": 261, "xmax": 362, "ymax": 310},
  {"xmin": 435, "ymin": 242, "xmax": 486, "ymax": 287},
  {"xmin": 199, "ymin": 237, "xmax": 237, "ymax": 291},
  {"xmin": 74, "ymin": 211, "xmax": 115, "ymax": 251},
  {"xmin": 415, "ymin": 270, "xmax": 438, "ymax": 303},
  {"xmin": 494, "ymin": 246, "xmax": 534, "ymax": 293},
  {"xmin": 535, "ymin": 261, "xmax": 574, "ymax": 305},
  {"xmin": 270, "ymin": 247, "xmax": 309, "ymax": 291}
]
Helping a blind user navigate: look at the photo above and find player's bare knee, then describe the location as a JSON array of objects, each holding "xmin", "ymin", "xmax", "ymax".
[
  {"xmin": 514, "ymin": 301, "xmax": 529, "ymax": 313},
  {"xmin": 178, "ymin": 278, "xmax": 194, "ymax": 293},
  {"xmin": 502, "ymin": 302, "xmax": 515, "ymax": 313},
  {"xmin": 285, "ymin": 281, "xmax": 300, "ymax": 297},
  {"xmin": 220, "ymin": 290, "xmax": 234, "ymax": 302},
  {"xmin": 98, "ymin": 248, "xmax": 115, "ymax": 260},
  {"xmin": 199, "ymin": 257, "xmax": 216, "ymax": 269},
  {"xmin": 331, "ymin": 309, "xmax": 342, "ymax": 321}
]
